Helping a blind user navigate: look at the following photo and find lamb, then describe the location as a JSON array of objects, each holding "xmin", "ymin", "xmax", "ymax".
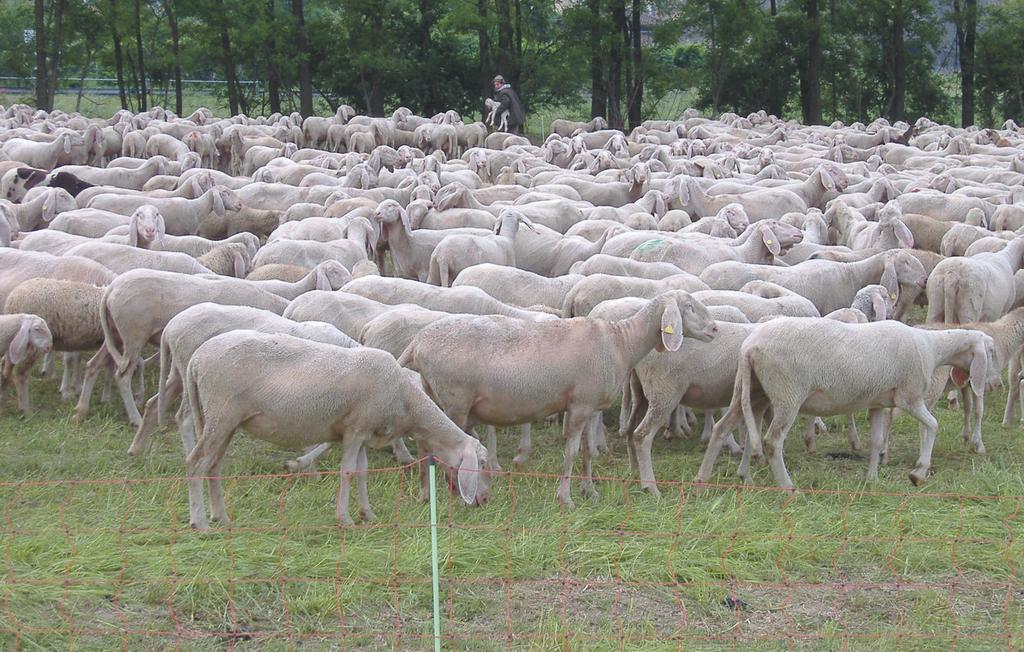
[
  {"xmin": 694, "ymin": 317, "xmax": 995, "ymax": 489},
  {"xmin": 82, "ymin": 269, "xmax": 290, "ymax": 426},
  {"xmin": 184, "ymin": 331, "xmax": 490, "ymax": 528},
  {"xmin": 3, "ymin": 279, "xmax": 118, "ymax": 403},
  {"xmin": 926, "ymin": 236, "xmax": 1024, "ymax": 324},
  {"xmin": 561, "ymin": 273, "xmax": 709, "ymax": 318},
  {"xmin": 700, "ymin": 250, "xmax": 928, "ymax": 318},
  {"xmin": 0, "ymin": 314, "xmax": 53, "ymax": 415},
  {"xmin": 342, "ymin": 276, "xmax": 558, "ymax": 322},
  {"xmin": 398, "ymin": 289, "xmax": 717, "ymax": 507},
  {"xmin": 452, "ymin": 264, "xmax": 583, "ymax": 311},
  {"xmin": 484, "ymin": 98, "xmax": 508, "ymax": 132},
  {"xmin": 127, "ymin": 303, "xmax": 358, "ymax": 460},
  {"xmin": 427, "ymin": 210, "xmax": 535, "ymax": 286}
]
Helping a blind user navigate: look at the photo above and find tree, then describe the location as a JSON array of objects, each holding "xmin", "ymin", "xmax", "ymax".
[
  {"xmin": 976, "ymin": 0, "xmax": 1024, "ymax": 124},
  {"xmin": 33, "ymin": 0, "xmax": 66, "ymax": 111},
  {"xmin": 799, "ymin": 0, "xmax": 822, "ymax": 124},
  {"xmin": 291, "ymin": 0, "xmax": 313, "ymax": 116},
  {"xmin": 953, "ymin": 0, "xmax": 977, "ymax": 127}
]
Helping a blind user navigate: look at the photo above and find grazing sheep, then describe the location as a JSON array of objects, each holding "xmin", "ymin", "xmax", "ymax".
[
  {"xmin": 399, "ymin": 290, "xmax": 718, "ymax": 508},
  {"xmin": 184, "ymin": 331, "xmax": 490, "ymax": 528},
  {"xmin": 0, "ymin": 314, "xmax": 53, "ymax": 414}
]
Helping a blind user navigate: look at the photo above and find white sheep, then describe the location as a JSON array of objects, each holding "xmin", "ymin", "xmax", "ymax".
[
  {"xmin": 0, "ymin": 314, "xmax": 53, "ymax": 414},
  {"xmin": 183, "ymin": 331, "xmax": 490, "ymax": 528},
  {"xmin": 427, "ymin": 210, "xmax": 536, "ymax": 286}
]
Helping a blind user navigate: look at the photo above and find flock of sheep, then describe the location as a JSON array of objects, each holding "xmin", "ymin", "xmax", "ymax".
[{"xmin": 1, "ymin": 102, "xmax": 1023, "ymax": 529}]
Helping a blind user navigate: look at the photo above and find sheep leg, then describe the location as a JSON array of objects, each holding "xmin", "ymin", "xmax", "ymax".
[
  {"xmin": 335, "ymin": 436, "xmax": 364, "ymax": 526},
  {"xmin": 630, "ymin": 396, "xmax": 674, "ymax": 497},
  {"xmin": 41, "ymin": 349, "xmax": 55, "ymax": 379},
  {"xmin": 113, "ymin": 365, "xmax": 143, "ymax": 428},
  {"xmin": 391, "ymin": 438, "xmax": 414, "ymax": 465},
  {"xmin": 356, "ymin": 446, "xmax": 376, "ymax": 522},
  {"xmin": 555, "ymin": 410, "xmax": 590, "ymax": 509},
  {"xmin": 12, "ymin": 362, "xmax": 33, "ymax": 415},
  {"xmin": 579, "ymin": 415, "xmax": 599, "ymax": 499},
  {"xmin": 865, "ymin": 408, "xmax": 891, "ymax": 480},
  {"xmin": 1002, "ymin": 352, "xmax": 1021, "ymax": 426},
  {"xmin": 512, "ymin": 424, "xmax": 531, "ymax": 467},
  {"xmin": 906, "ymin": 401, "xmax": 940, "ymax": 486},
  {"xmin": 968, "ymin": 390, "xmax": 985, "ymax": 454},
  {"xmin": 59, "ymin": 353, "xmax": 80, "ymax": 400},
  {"xmin": 846, "ymin": 414, "xmax": 862, "ymax": 451},
  {"xmin": 762, "ymin": 406, "xmax": 800, "ymax": 490},
  {"xmin": 589, "ymin": 413, "xmax": 607, "ymax": 455},
  {"xmin": 694, "ymin": 405, "xmax": 746, "ymax": 483},
  {"xmin": 73, "ymin": 348, "xmax": 110, "ymax": 422},
  {"xmin": 485, "ymin": 426, "xmax": 503, "ymax": 472},
  {"xmin": 207, "ymin": 457, "xmax": 230, "ymax": 525},
  {"xmin": 700, "ymin": 412, "xmax": 715, "ymax": 442},
  {"xmin": 618, "ymin": 382, "xmax": 633, "ymax": 438},
  {"xmin": 285, "ymin": 442, "xmax": 331, "ymax": 476},
  {"xmin": 128, "ymin": 395, "xmax": 162, "ymax": 456}
]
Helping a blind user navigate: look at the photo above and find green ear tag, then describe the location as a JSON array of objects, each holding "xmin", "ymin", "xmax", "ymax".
[{"xmin": 663, "ymin": 325, "xmax": 675, "ymax": 335}]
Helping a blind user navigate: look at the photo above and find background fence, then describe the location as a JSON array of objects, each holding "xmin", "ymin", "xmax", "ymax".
[{"xmin": 2, "ymin": 461, "xmax": 1020, "ymax": 650}]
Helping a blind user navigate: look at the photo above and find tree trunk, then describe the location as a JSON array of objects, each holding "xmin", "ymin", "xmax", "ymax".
[
  {"xmin": 770, "ymin": 0, "xmax": 777, "ymax": 16},
  {"xmin": 291, "ymin": 0, "xmax": 313, "ymax": 116},
  {"xmin": 954, "ymin": 0, "xmax": 977, "ymax": 127},
  {"xmin": 628, "ymin": 0, "xmax": 642, "ymax": 129},
  {"xmin": 801, "ymin": 0, "xmax": 822, "ymax": 124},
  {"xmin": 265, "ymin": 0, "xmax": 281, "ymax": 114},
  {"xmin": 75, "ymin": 42, "xmax": 92, "ymax": 113},
  {"xmin": 418, "ymin": 0, "xmax": 438, "ymax": 114},
  {"xmin": 588, "ymin": 0, "xmax": 606, "ymax": 119},
  {"xmin": 513, "ymin": 0, "xmax": 522, "ymax": 90},
  {"xmin": 34, "ymin": 0, "xmax": 49, "ymax": 110},
  {"xmin": 165, "ymin": 0, "xmax": 182, "ymax": 116},
  {"xmin": 368, "ymin": 12, "xmax": 384, "ymax": 115},
  {"xmin": 133, "ymin": 0, "xmax": 147, "ymax": 111},
  {"xmin": 218, "ymin": 0, "xmax": 240, "ymax": 116},
  {"xmin": 477, "ymin": 0, "xmax": 491, "ymax": 119},
  {"xmin": 47, "ymin": 0, "xmax": 65, "ymax": 110},
  {"xmin": 110, "ymin": 0, "xmax": 128, "ymax": 110},
  {"xmin": 886, "ymin": 3, "xmax": 906, "ymax": 122},
  {"xmin": 608, "ymin": 0, "xmax": 626, "ymax": 129},
  {"xmin": 496, "ymin": 0, "xmax": 512, "ymax": 78}
]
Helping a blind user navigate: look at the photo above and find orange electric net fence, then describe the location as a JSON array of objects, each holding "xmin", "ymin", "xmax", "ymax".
[{"xmin": 2, "ymin": 462, "xmax": 1021, "ymax": 650}]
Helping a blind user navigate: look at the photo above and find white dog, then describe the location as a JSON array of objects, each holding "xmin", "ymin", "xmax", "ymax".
[{"xmin": 484, "ymin": 98, "xmax": 509, "ymax": 132}]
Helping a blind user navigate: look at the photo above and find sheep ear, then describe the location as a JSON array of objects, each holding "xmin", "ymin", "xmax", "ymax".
[
  {"xmin": 880, "ymin": 256, "xmax": 898, "ymax": 296},
  {"xmin": 399, "ymin": 206, "xmax": 412, "ymax": 233},
  {"xmin": 872, "ymin": 293, "xmax": 888, "ymax": 321},
  {"xmin": 660, "ymin": 299, "xmax": 684, "ymax": 352},
  {"xmin": 8, "ymin": 319, "xmax": 31, "ymax": 365},
  {"xmin": 62, "ymin": 134, "xmax": 72, "ymax": 153},
  {"xmin": 950, "ymin": 367, "xmax": 969, "ymax": 388},
  {"xmin": 457, "ymin": 446, "xmax": 481, "ymax": 505},
  {"xmin": 212, "ymin": 189, "xmax": 226, "ymax": 216},
  {"xmin": 762, "ymin": 227, "xmax": 781, "ymax": 255},
  {"xmin": 819, "ymin": 167, "xmax": 835, "ymax": 191},
  {"xmin": 232, "ymin": 250, "xmax": 246, "ymax": 278},
  {"xmin": 676, "ymin": 177, "xmax": 690, "ymax": 206},
  {"xmin": 129, "ymin": 211, "xmax": 139, "ymax": 247},
  {"xmin": 894, "ymin": 220, "xmax": 914, "ymax": 248},
  {"xmin": 969, "ymin": 342, "xmax": 989, "ymax": 397},
  {"xmin": 315, "ymin": 265, "xmax": 331, "ymax": 291}
]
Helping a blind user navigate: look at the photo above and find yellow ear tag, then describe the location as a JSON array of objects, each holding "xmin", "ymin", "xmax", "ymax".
[
  {"xmin": 889, "ymin": 293, "xmax": 897, "ymax": 300},
  {"xmin": 765, "ymin": 239, "xmax": 773, "ymax": 244},
  {"xmin": 663, "ymin": 325, "xmax": 675, "ymax": 335}
]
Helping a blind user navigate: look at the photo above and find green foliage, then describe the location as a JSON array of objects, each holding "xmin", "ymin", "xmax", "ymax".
[{"xmin": 975, "ymin": 0, "xmax": 1024, "ymax": 125}]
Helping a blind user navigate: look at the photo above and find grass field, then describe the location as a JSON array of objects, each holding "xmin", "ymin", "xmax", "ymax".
[{"xmin": 1, "ymin": 356, "xmax": 1021, "ymax": 650}]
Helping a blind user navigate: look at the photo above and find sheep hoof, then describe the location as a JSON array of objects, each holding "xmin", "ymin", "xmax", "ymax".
[
  {"xmin": 126, "ymin": 443, "xmax": 144, "ymax": 458},
  {"xmin": 972, "ymin": 442, "xmax": 986, "ymax": 455},
  {"xmin": 908, "ymin": 468, "xmax": 928, "ymax": 486},
  {"xmin": 580, "ymin": 482, "xmax": 599, "ymax": 500},
  {"xmin": 359, "ymin": 508, "xmax": 377, "ymax": 523},
  {"xmin": 283, "ymin": 460, "xmax": 301, "ymax": 473},
  {"xmin": 69, "ymin": 412, "xmax": 83, "ymax": 425},
  {"xmin": 190, "ymin": 521, "xmax": 211, "ymax": 532},
  {"xmin": 211, "ymin": 513, "xmax": 230, "ymax": 525},
  {"xmin": 641, "ymin": 484, "xmax": 662, "ymax": 499},
  {"xmin": 512, "ymin": 453, "xmax": 529, "ymax": 467},
  {"xmin": 337, "ymin": 514, "xmax": 356, "ymax": 527}
]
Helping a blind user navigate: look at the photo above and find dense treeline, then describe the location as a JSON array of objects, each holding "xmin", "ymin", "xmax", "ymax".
[{"xmin": 1, "ymin": 0, "xmax": 1021, "ymax": 127}]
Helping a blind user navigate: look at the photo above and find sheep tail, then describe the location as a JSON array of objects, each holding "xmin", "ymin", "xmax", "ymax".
[
  {"xmin": 738, "ymin": 348, "xmax": 764, "ymax": 459},
  {"xmin": 100, "ymin": 296, "xmax": 129, "ymax": 376}
]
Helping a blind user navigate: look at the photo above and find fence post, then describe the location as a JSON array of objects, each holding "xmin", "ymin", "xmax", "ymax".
[{"xmin": 429, "ymin": 456, "xmax": 442, "ymax": 652}]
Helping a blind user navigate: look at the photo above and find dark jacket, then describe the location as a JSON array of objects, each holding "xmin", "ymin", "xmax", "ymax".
[{"xmin": 494, "ymin": 85, "xmax": 526, "ymax": 130}]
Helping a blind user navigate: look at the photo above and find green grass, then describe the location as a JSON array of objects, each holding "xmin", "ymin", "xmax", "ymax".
[{"xmin": 1, "ymin": 358, "xmax": 1022, "ymax": 650}]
